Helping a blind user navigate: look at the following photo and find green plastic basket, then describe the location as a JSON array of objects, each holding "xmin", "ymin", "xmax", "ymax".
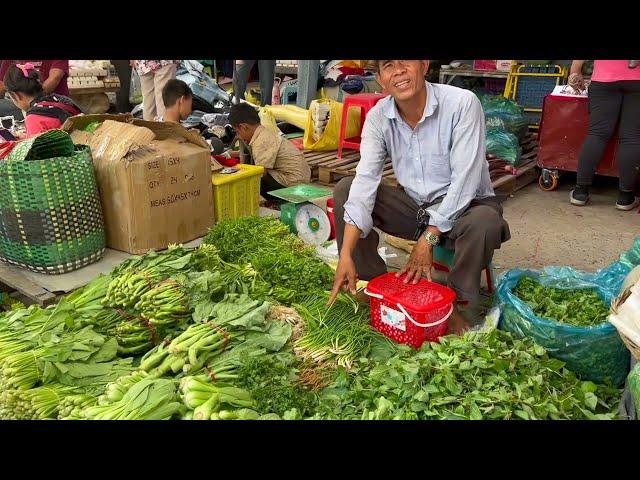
[
  {"xmin": 267, "ymin": 184, "xmax": 333, "ymax": 204},
  {"xmin": 0, "ymin": 141, "xmax": 106, "ymax": 274},
  {"xmin": 7, "ymin": 129, "xmax": 76, "ymax": 162}
]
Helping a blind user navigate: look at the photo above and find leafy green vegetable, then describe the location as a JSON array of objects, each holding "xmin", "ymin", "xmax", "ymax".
[
  {"xmin": 312, "ymin": 329, "xmax": 622, "ymax": 420},
  {"xmin": 234, "ymin": 352, "xmax": 317, "ymax": 417},
  {"xmin": 513, "ymin": 276, "xmax": 609, "ymax": 327},
  {"xmin": 203, "ymin": 216, "xmax": 334, "ymax": 303}
]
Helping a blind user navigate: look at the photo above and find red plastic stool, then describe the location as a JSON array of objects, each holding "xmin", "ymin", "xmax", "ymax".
[{"xmin": 337, "ymin": 93, "xmax": 385, "ymax": 158}]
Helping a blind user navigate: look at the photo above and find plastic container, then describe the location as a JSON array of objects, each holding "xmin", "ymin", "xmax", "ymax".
[
  {"xmin": 365, "ymin": 272, "xmax": 456, "ymax": 348},
  {"xmin": 211, "ymin": 164, "xmax": 264, "ymax": 223}
]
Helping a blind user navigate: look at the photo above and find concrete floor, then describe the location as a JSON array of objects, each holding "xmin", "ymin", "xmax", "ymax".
[{"xmin": 494, "ymin": 178, "xmax": 638, "ymax": 274}]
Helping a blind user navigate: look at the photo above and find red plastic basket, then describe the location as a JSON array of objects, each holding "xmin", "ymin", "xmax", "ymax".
[{"xmin": 365, "ymin": 272, "xmax": 456, "ymax": 348}]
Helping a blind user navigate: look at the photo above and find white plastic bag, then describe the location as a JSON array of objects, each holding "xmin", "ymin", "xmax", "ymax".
[{"xmin": 129, "ymin": 69, "xmax": 143, "ymax": 105}]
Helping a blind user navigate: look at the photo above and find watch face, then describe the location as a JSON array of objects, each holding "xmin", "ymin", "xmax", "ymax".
[{"xmin": 425, "ymin": 232, "xmax": 439, "ymax": 245}]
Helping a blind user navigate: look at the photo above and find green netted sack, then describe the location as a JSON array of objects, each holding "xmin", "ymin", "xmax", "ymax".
[
  {"xmin": 486, "ymin": 127, "xmax": 522, "ymax": 166},
  {"xmin": 486, "ymin": 113, "xmax": 529, "ymax": 142},
  {"xmin": 0, "ymin": 141, "xmax": 106, "ymax": 274}
]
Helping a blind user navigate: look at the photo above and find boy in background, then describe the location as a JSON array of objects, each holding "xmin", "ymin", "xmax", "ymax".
[
  {"xmin": 159, "ymin": 79, "xmax": 193, "ymax": 123},
  {"xmin": 229, "ymin": 102, "xmax": 310, "ymax": 204}
]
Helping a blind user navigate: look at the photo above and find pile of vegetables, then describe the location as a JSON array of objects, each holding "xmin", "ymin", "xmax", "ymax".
[
  {"xmin": 179, "ymin": 376, "xmax": 258, "ymax": 420},
  {"xmin": 82, "ymin": 375, "xmax": 182, "ymax": 420},
  {"xmin": 514, "ymin": 276, "xmax": 609, "ymax": 327},
  {"xmin": 312, "ymin": 329, "xmax": 621, "ymax": 420},
  {"xmin": 0, "ymin": 228, "xmax": 627, "ymax": 421},
  {"xmin": 203, "ymin": 216, "xmax": 334, "ymax": 303},
  {"xmin": 293, "ymin": 293, "xmax": 386, "ymax": 369},
  {"xmin": 139, "ymin": 294, "xmax": 291, "ymax": 377}
]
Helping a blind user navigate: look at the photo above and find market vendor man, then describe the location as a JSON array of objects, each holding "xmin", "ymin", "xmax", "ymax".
[
  {"xmin": 329, "ymin": 60, "xmax": 511, "ymax": 334},
  {"xmin": 229, "ymin": 102, "xmax": 311, "ymax": 204}
]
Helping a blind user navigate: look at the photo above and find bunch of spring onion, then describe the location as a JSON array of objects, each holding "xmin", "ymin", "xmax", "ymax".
[
  {"xmin": 57, "ymin": 394, "xmax": 98, "ymax": 420},
  {"xmin": 179, "ymin": 375, "xmax": 255, "ymax": 420},
  {"xmin": 1, "ymin": 384, "xmax": 80, "ymax": 420},
  {"xmin": 293, "ymin": 293, "xmax": 377, "ymax": 369},
  {"xmin": 81, "ymin": 376, "xmax": 181, "ymax": 420}
]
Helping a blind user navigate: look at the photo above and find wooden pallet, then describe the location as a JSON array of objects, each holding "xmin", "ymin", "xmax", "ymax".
[
  {"xmin": 303, "ymin": 149, "xmax": 361, "ymax": 180},
  {"xmin": 0, "ymin": 263, "xmax": 58, "ymax": 306},
  {"xmin": 491, "ymin": 158, "xmax": 539, "ymax": 194},
  {"xmin": 305, "ymin": 133, "xmax": 539, "ymax": 192}
]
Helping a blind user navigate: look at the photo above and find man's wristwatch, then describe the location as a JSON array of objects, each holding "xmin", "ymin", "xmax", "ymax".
[{"xmin": 423, "ymin": 230, "xmax": 440, "ymax": 247}]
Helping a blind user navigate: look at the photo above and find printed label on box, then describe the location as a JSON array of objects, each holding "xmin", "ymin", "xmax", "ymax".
[{"xmin": 381, "ymin": 304, "xmax": 406, "ymax": 331}]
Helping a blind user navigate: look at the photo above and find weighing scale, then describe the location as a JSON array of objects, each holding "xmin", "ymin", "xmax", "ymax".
[{"xmin": 268, "ymin": 184, "xmax": 333, "ymax": 246}]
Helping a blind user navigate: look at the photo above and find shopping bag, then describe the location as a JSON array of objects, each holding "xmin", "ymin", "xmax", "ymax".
[{"xmin": 303, "ymin": 98, "xmax": 360, "ymax": 151}]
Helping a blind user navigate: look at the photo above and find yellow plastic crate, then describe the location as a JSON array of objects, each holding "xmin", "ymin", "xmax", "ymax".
[{"xmin": 212, "ymin": 164, "xmax": 264, "ymax": 223}]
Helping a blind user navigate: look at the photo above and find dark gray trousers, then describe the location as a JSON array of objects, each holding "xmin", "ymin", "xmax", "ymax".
[
  {"xmin": 232, "ymin": 60, "xmax": 276, "ymax": 106},
  {"xmin": 333, "ymin": 177, "xmax": 511, "ymax": 306}
]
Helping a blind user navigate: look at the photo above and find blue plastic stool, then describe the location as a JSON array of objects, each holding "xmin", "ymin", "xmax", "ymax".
[{"xmin": 432, "ymin": 245, "xmax": 495, "ymax": 294}]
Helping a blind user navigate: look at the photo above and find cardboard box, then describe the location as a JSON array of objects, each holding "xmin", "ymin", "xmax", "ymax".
[{"xmin": 63, "ymin": 114, "xmax": 215, "ymax": 254}]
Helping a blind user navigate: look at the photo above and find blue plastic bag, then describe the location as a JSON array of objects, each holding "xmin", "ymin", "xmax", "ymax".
[
  {"xmin": 486, "ymin": 128, "xmax": 522, "ymax": 166},
  {"xmin": 619, "ymin": 237, "xmax": 640, "ymax": 271},
  {"xmin": 496, "ymin": 263, "xmax": 631, "ymax": 386}
]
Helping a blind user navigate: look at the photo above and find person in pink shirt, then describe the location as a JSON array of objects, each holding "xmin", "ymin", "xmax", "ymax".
[
  {"xmin": 3, "ymin": 63, "xmax": 81, "ymax": 137},
  {"xmin": 568, "ymin": 60, "xmax": 640, "ymax": 210}
]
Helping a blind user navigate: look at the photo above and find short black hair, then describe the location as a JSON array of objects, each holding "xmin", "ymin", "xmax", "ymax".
[
  {"xmin": 3, "ymin": 64, "xmax": 43, "ymax": 97},
  {"xmin": 228, "ymin": 102, "xmax": 260, "ymax": 126},
  {"xmin": 162, "ymin": 79, "xmax": 192, "ymax": 108}
]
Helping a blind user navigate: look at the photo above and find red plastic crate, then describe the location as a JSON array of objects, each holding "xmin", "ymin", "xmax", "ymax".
[
  {"xmin": 365, "ymin": 272, "xmax": 456, "ymax": 348},
  {"xmin": 474, "ymin": 60, "xmax": 498, "ymax": 71}
]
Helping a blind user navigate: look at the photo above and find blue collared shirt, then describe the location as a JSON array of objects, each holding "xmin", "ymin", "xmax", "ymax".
[{"xmin": 343, "ymin": 81, "xmax": 494, "ymax": 236}]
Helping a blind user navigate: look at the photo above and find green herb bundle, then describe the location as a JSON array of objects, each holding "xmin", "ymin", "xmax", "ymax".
[{"xmin": 203, "ymin": 216, "xmax": 334, "ymax": 303}]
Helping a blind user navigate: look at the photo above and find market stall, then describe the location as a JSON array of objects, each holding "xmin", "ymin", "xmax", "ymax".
[
  {"xmin": 68, "ymin": 60, "xmax": 120, "ymax": 114},
  {"xmin": 1, "ymin": 212, "xmax": 638, "ymax": 420},
  {"xmin": 1, "ymin": 60, "xmax": 639, "ymax": 421}
]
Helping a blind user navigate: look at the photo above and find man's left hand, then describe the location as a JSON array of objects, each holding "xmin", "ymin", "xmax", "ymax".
[{"xmin": 396, "ymin": 236, "xmax": 433, "ymax": 284}]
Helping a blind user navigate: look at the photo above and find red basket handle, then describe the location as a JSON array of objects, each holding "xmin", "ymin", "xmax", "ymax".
[{"xmin": 397, "ymin": 302, "xmax": 454, "ymax": 328}]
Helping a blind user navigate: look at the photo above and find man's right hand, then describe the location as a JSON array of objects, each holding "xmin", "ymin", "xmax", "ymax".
[{"xmin": 327, "ymin": 255, "xmax": 358, "ymax": 305}]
